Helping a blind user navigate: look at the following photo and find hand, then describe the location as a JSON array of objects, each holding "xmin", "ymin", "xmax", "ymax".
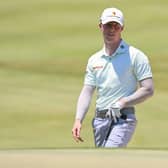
[
  {"xmin": 108, "ymin": 103, "xmax": 121, "ymax": 123},
  {"xmin": 72, "ymin": 119, "xmax": 84, "ymax": 142},
  {"xmin": 117, "ymin": 98, "xmax": 128, "ymax": 109}
]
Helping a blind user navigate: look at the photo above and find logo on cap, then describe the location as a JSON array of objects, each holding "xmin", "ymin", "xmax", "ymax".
[{"xmin": 112, "ymin": 11, "xmax": 116, "ymax": 16}]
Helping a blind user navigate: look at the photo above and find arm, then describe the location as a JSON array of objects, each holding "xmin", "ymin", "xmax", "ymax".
[
  {"xmin": 118, "ymin": 78, "xmax": 154, "ymax": 109},
  {"xmin": 72, "ymin": 85, "xmax": 95, "ymax": 142}
]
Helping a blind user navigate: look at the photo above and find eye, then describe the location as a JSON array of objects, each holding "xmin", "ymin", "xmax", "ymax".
[{"xmin": 112, "ymin": 23, "xmax": 117, "ymax": 26}]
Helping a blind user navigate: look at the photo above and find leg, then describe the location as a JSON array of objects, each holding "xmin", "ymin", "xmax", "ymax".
[
  {"xmin": 104, "ymin": 114, "xmax": 137, "ymax": 148},
  {"xmin": 92, "ymin": 118, "xmax": 113, "ymax": 147}
]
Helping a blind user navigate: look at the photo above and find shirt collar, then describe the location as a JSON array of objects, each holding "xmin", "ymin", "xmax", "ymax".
[{"xmin": 102, "ymin": 40, "xmax": 128, "ymax": 57}]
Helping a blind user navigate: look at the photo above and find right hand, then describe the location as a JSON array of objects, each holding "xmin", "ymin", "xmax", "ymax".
[{"xmin": 72, "ymin": 119, "xmax": 84, "ymax": 142}]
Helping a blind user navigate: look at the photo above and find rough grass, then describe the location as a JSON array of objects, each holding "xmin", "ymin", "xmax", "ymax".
[{"xmin": 0, "ymin": 69, "xmax": 168, "ymax": 149}]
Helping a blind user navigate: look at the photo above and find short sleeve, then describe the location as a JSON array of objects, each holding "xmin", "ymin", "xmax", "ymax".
[
  {"xmin": 133, "ymin": 51, "xmax": 153, "ymax": 81},
  {"xmin": 84, "ymin": 59, "xmax": 96, "ymax": 86}
]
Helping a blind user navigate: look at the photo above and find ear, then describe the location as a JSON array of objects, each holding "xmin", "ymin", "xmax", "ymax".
[
  {"xmin": 99, "ymin": 23, "xmax": 103, "ymax": 29},
  {"xmin": 121, "ymin": 26, "xmax": 124, "ymax": 31}
]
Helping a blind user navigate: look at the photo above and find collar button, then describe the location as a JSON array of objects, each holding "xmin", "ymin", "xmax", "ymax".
[{"xmin": 120, "ymin": 45, "xmax": 124, "ymax": 49}]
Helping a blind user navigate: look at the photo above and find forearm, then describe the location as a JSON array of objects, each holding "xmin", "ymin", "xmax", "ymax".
[
  {"xmin": 122, "ymin": 87, "xmax": 153, "ymax": 107},
  {"xmin": 75, "ymin": 85, "xmax": 95, "ymax": 122},
  {"xmin": 119, "ymin": 78, "xmax": 154, "ymax": 108}
]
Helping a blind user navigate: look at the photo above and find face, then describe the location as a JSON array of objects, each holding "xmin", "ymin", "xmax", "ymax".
[{"xmin": 99, "ymin": 22, "xmax": 123, "ymax": 43}]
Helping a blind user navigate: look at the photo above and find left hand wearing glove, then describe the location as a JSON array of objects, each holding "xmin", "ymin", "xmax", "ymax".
[{"xmin": 106, "ymin": 102, "xmax": 121, "ymax": 123}]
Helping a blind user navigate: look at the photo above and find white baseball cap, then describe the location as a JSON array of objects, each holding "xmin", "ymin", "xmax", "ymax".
[{"xmin": 100, "ymin": 7, "xmax": 124, "ymax": 26}]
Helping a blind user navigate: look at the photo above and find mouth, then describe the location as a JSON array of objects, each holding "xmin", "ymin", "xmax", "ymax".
[{"xmin": 108, "ymin": 33, "xmax": 115, "ymax": 36}]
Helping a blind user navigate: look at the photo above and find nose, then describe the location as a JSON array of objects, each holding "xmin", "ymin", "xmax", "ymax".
[
  {"xmin": 111, "ymin": 26, "xmax": 115, "ymax": 31},
  {"xmin": 109, "ymin": 25, "xmax": 116, "ymax": 32}
]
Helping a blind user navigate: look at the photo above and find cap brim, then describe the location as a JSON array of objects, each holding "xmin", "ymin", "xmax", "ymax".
[{"xmin": 101, "ymin": 18, "xmax": 123, "ymax": 26}]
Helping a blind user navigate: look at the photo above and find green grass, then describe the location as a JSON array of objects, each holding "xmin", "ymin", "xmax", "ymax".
[
  {"xmin": 0, "ymin": 0, "xmax": 168, "ymax": 149},
  {"xmin": 0, "ymin": 69, "xmax": 168, "ymax": 149}
]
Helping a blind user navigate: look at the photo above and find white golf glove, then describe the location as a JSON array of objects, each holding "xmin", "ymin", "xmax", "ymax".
[{"xmin": 107, "ymin": 102, "xmax": 121, "ymax": 123}]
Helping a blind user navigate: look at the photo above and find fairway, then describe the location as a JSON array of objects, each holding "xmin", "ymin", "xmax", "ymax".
[{"xmin": 0, "ymin": 149, "xmax": 168, "ymax": 168}]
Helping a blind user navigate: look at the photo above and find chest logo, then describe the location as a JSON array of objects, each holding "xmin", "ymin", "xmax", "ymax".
[{"xmin": 93, "ymin": 65, "xmax": 104, "ymax": 70}]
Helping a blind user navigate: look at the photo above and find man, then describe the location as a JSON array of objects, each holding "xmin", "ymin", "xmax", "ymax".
[{"xmin": 72, "ymin": 7, "xmax": 154, "ymax": 148}]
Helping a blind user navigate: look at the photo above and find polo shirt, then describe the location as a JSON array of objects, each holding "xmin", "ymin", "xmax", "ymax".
[{"xmin": 84, "ymin": 40, "xmax": 153, "ymax": 110}]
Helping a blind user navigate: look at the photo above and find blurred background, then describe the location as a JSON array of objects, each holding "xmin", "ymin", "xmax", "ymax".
[{"xmin": 0, "ymin": 0, "xmax": 168, "ymax": 149}]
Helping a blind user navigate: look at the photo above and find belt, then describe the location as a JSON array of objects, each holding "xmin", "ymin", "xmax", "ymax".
[{"xmin": 95, "ymin": 107, "xmax": 135, "ymax": 120}]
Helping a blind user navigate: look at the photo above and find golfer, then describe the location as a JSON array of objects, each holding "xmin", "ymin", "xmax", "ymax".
[{"xmin": 72, "ymin": 7, "xmax": 154, "ymax": 147}]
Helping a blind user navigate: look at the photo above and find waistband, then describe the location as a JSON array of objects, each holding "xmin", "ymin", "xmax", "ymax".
[{"xmin": 95, "ymin": 107, "xmax": 135, "ymax": 119}]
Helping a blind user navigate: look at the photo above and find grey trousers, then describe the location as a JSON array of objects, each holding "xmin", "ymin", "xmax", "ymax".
[{"xmin": 92, "ymin": 113, "xmax": 137, "ymax": 148}]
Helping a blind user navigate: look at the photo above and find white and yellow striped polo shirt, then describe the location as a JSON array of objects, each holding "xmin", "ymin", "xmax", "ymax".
[{"xmin": 84, "ymin": 40, "xmax": 152, "ymax": 110}]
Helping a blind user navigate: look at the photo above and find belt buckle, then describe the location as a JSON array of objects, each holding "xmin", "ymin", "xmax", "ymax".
[{"xmin": 105, "ymin": 109, "xmax": 112, "ymax": 118}]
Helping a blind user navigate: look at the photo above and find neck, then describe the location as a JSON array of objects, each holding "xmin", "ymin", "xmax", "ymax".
[{"xmin": 104, "ymin": 38, "xmax": 122, "ymax": 56}]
